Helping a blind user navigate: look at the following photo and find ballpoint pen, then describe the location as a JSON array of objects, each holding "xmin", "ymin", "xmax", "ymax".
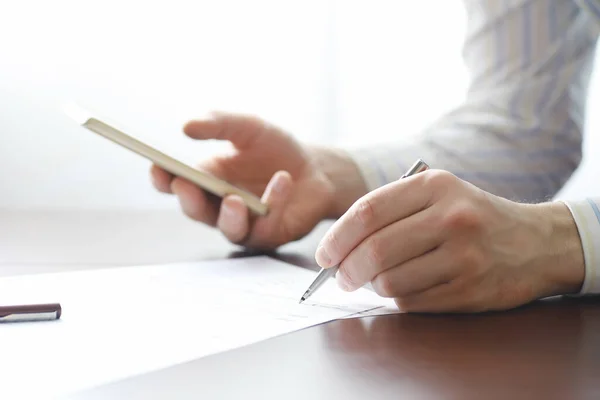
[
  {"xmin": 299, "ymin": 158, "xmax": 430, "ymax": 303},
  {"xmin": 0, "ymin": 303, "xmax": 62, "ymax": 322}
]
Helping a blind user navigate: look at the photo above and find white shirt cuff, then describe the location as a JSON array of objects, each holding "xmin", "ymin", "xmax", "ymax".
[{"xmin": 561, "ymin": 198, "xmax": 600, "ymax": 295}]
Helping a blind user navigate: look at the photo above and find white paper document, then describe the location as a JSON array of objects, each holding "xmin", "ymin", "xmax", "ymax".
[{"xmin": 0, "ymin": 256, "xmax": 396, "ymax": 399}]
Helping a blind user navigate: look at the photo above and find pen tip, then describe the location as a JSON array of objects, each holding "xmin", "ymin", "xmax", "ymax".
[{"xmin": 299, "ymin": 297, "xmax": 305, "ymax": 304}]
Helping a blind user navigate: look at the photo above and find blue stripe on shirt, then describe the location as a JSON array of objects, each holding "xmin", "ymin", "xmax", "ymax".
[
  {"xmin": 494, "ymin": 3, "xmax": 507, "ymax": 75},
  {"xmin": 549, "ymin": 1, "xmax": 557, "ymax": 41},
  {"xmin": 587, "ymin": 199, "xmax": 600, "ymax": 224},
  {"xmin": 584, "ymin": 0, "xmax": 600, "ymax": 18},
  {"xmin": 536, "ymin": 2, "xmax": 560, "ymax": 117},
  {"xmin": 509, "ymin": 0, "xmax": 532, "ymax": 120}
]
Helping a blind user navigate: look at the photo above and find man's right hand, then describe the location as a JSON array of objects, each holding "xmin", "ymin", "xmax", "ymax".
[{"xmin": 150, "ymin": 111, "xmax": 366, "ymax": 250}]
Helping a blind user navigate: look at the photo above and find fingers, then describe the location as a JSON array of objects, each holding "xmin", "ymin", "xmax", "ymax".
[
  {"xmin": 244, "ymin": 170, "xmax": 293, "ymax": 249},
  {"xmin": 150, "ymin": 165, "xmax": 174, "ymax": 193},
  {"xmin": 183, "ymin": 111, "xmax": 267, "ymax": 150},
  {"xmin": 370, "ymin": 248, "xmax": 459, "ymax": 298},
  {"xmin": 217, "ymin": 195, "xmax": 250, "ymax": 243},
  {"xmin": 171, "ymin": 177, "xmax": 220, "ymax": 226},
  {"xmin": 154, "ymin": 163, "xmax": 293, "ymax": 248},
  {"xmin": 394, "ymin": 282, "xmax": 481, "ymax": 313},
  {"xmin": 216, "ymin": 170, "xmax": 293, "ymax": 248},
  {"xmin": 316, "ymin": 174, "xmax": 434, "ymax": 269},
  {"xmin": 336, "ymin": 205, "xmax": 443, "ymax": 291}
]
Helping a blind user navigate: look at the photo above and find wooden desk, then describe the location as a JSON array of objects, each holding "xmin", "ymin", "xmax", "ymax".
[{"xmin": 1, "ymin": 210, "xmax": 599, "ymax": 399}]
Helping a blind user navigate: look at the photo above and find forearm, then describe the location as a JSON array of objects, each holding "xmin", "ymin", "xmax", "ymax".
[
  {"xmin": 307, "ymin": 145, "xmax": 368, "ymax": 218},
  {"xmin": 345, "ymin": 0, "xmax": 595, "ymax": 203}
]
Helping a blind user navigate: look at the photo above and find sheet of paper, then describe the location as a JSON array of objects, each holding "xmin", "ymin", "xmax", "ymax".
[{"xmin": 0, "ymin": 256, "xmax": 396, "ymax": 399}]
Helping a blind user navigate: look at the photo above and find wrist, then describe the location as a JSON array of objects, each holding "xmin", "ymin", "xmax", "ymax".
[
  {"xmin": 530, "ymin": 201, "xmax": 585, "ymax": 296},
  {"xmin": 306, "ymin": 146, "xmax": 368, "ymax": 218}
]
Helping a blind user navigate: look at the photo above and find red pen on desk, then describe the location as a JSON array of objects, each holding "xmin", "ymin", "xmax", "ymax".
[{"xmin": 0, "ymin": 303, "xmax": 62, "ymax": 322}]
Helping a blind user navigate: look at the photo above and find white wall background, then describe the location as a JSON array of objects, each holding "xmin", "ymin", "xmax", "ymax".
[{"xmin": 0, "ymin": 0, "xmax": 597, "ymax": 210}]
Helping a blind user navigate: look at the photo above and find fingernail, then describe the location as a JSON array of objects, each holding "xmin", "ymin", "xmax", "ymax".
[
  {"xmin": 273, "ymin": 174, "xmax": 287, "ymax": 193},
  {"xmin": 221, "ymin": 202, "xmax": 238, "ymax": 222},
  {"xmin": 315, "ymin": 245, "xmax": 331, "ymax": 267},
  {"xmin": 268, "ymin": 173, "xmax": 287, "ymax": 195},
  {"xmin": 336, "ymin": 272, "xmax": 352, "ymax": 291}
]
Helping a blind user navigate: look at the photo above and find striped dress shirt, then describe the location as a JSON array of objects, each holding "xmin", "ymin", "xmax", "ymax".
[{"xmin": 348, "ymin": 0, "xmax": 600, "ymax": 295}]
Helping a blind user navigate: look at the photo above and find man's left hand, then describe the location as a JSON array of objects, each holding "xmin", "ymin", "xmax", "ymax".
[{"xmin": 315, "ymin": 170, "xmax": 585, "ymax": 313}]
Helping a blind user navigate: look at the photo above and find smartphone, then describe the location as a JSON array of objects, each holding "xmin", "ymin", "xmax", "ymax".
[{"xmin": 63, "ymin": 103, "xmax": 268, "ymax": 216}]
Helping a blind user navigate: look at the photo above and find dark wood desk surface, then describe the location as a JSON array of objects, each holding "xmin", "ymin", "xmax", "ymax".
[{"xmin": 1, "ymin": 210, "xmax": 599, "ymax": 399}]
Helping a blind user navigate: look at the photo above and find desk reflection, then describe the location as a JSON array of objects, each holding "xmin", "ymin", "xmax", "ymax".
[{"xmin": 321, "ymin": 297, "xmax": 600, "ymax": 399}]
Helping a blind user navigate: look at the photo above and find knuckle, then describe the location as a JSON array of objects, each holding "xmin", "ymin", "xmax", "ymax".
[
  {"xmin": 414, "ymin": 170, "xmax": 458, "ymax": 202},
  {"xmin": 365, "ymin": 237, "xmax": 385, "ymax": 269},
  {"xmin": 373, "ymin": 274, "xmax": 396, "ymax": 298},
  {"xmin": 353, "ymin": 196, "xmax": 376, "ymax": 229},
  {"xmin": 420, "ymin": 169, "xmax": 457, "ymax": 189},
  {"xmin": 442, "ymin": 201, "xmax": 482, "ymax": 232}
]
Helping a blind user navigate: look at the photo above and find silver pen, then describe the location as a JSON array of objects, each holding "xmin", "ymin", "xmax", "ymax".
[{"xmin": 299, "ymin": 158, "xmax": 430, "ymax": 303}]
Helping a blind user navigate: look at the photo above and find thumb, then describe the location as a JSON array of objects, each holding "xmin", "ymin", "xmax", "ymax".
[
  {"xmin": 183, "ymin": 111, "xmax": 267, "ymax": 150},
  {"xmin": 244, "ymin": 170, "xmax": 293, "ymax": 249}
]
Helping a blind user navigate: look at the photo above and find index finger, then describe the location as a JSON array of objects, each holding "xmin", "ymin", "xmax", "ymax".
[
  {"xmin": 316, "ymin": 174, "xmax": 433, "ymax": 269},
  {"xmin": 183, "ymin": 111, "xmax": 267, "ymax": 150}
]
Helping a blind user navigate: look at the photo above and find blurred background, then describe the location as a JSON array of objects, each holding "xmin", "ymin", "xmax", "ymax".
[{"xmin": 0, "ymin": 0, "xmax": 598, "ymax": 211}]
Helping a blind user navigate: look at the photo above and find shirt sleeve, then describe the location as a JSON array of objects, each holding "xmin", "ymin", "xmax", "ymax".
[
  {"xmin": 345, "ymin": 0, "xmax": 600, "ymax": 296},
  {"xmin": 561, "ymin": 198, "xmax": 600, "ymax": 295},
  {"xmin": 347, "ymin": 0, "xmax": 599, "ymax": 203}
]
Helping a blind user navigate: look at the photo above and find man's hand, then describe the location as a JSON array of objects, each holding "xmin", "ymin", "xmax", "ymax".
[
  {"xmin": 151, "ymin": 111, "xmax": 367, "ymax": 250},
  {"xmin": 315, "ymin": 170, "xmax": 585, "ymax": 313}
]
